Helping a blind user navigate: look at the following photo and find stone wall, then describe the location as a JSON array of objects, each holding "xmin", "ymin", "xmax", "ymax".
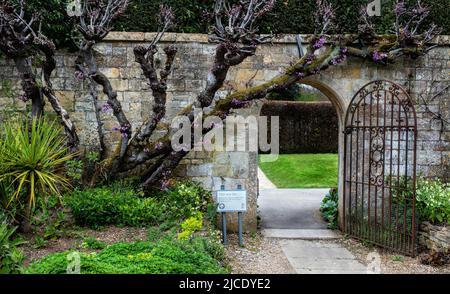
[
  {"xmin": 419, "ymin": 222, "xmax": 450, "ymax": 252},
  {"xmin": 0, "ymin": 32, "xmax": 449, "ymax": 231}
]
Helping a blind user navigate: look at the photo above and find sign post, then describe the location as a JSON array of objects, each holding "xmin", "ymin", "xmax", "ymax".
[
  {"xmin": 217, "ymin": 184, "xmax": 247, "ymax": 246},
  {"xmin": 237, "ymin": 184, "xmax": 243, "ymax": 247}
]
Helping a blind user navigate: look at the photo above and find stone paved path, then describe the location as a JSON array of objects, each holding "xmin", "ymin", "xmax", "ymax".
[
  {"xmin": 259, "ymin": 188, "xmax": 329, "ymax": 230},
  {"xmin": 279, "ymin": 240, "xmax": 367, "ymax": 274},
  {"xmin": 258, "ymin": 188, "xmax": 366, "ymax": 274}
]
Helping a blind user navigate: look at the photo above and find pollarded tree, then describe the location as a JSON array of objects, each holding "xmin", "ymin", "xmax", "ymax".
[
  {"xmin": 0, "ymin": 0, "xmax": 441, "ymax": 191},
  {"xmin": 0, "ymin": 0, "xmax": 79, "ymax": 149}
]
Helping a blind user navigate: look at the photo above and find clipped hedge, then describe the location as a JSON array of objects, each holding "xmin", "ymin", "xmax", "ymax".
[
  {"xmin": 21, "ymin": 0, "xmax": 450, "ymax": 49},
  {"xmin": 116, "ymin": 0, "xmax": 449, "ymax": 35},
  {"xmin": 260, "ymin": 101, "xmax": 339, "ymax": 154}
]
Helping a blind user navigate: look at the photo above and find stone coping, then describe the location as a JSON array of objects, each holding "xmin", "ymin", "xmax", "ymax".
[{"xmin": 104, "ymin": 32, "xmax": 450, "ymax": 45}]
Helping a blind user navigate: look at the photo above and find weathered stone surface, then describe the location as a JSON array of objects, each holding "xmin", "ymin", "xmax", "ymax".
[
  {"xmin": 419, "ymin": 222, "xmax": 450, "ymax": 252},
  {"xmin": 0, "ymin": 32, "xmax": 449, "ymax": 232}
]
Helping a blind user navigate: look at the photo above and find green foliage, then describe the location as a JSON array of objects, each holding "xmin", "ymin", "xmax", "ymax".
[
  {"xmin": 0, "ymin": 80, "xmax": 19, "ymax": 100},
  {"xmin": 416, "ymin": 179, "xmax": 450, "ymax": 224},
  {"xmin": 155, "ymin": 181, "xmax": 212, "ymax": 220},
  {"xmin": 25, "ymin": 237, "xmax": 228, "ymax": 274},
  {"xmin": 0, "ymin": 117, "xmax": 74, "ymax": 219},
  {"xmin": 24, "ymin": 0, "xmax": 77, "ymax": 49},
  {"xmin": 86, "ymin": 151, "xmax": 100, "ymax": 163},
  {"xmin": 66, "ymin": 181, "xmax": 212, "ymax": 228},
  {"xmin": 116, "ymin": 0, "xmax": 449, "ymax": 35},
  {"xmin": 178, "ymin": 212, "xmax": 203, "ymax": 240},
  {"xmin": 32, "ymin": 196, "xmax": 70, "ymax": 240},
  {"xmin": 66, "ymin": 186, "xmax": 162, "ymax": 228},
  {"xmin": 66, "ymin": 159, "xmax": 83, "ymax": 182},
  {"xmin": 320, "ymin": 188, "xmax": 339, "ymax": 229},
  {"xmin": 33, "ymin": 236, "xmax": 48, "ymax": 249},
  {"xmin": 0, "ymin": 216, "xmax": 26, "ymax": 273},
  {"xmin": 20, "ymin": 0, "xmax": 450, "ymax": 49},
  {"xmin": 392, "ymin": 255, "xmax": 404, "ymax": 262},
  {"xmin": 267, "ymin": 84, "xmax": 321, "ymax": 102},
  {"xmin": 147, "ymin": 227, "xmax": 163, "ymax": 243},
  {"xmin": 81, "ymin": 237, "xmax": 107, "ymax": 250},
  {"xmin": 32, "ymin": 236, "xmax": 48, "ymax": 249}
]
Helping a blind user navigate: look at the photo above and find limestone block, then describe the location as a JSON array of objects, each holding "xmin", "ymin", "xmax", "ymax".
[
  {"xmin": 186, "ymin": 163, "xmax": 213, "ymax": 177},
  {"xmin": 55, "ymin": 91, "xmax": 75, "ymax": 112},
  {"xmin": 100, "ymin": 67, "xmax": 120, "ymax": 79},
  {"xmin": 418, "ymin": 150, "xmax": 442, "ymax": 165},
  {"xmin": 110, "ymin": 79, "xmax": 129, "ymax": 91},
  {"xmin": 419, "ymin": 222, "xmax": 450, "ymax": 252},
  {"xmin": 185, "ymin": 79, "xmax": 204, "ymax": 92},
  {"xmin": 109, "ymin": 51, "xmax": 127, "ymax": 67},
  {"xmin": 94, "ymin": 43, "xmax": 113, "ymax": 56}
]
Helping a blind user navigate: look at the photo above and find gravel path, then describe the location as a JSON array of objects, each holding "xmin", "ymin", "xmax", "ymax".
[
  {"xmin": 225, "ymin": 233, "xmax": 296, "ymax": 274},
  {"xmin": 225, "ymin": 233, "xmax": 450, "ymax": 274},
  {"xmin": 339, "ymin": 238, "xmax": 450, "ymax": 274}
]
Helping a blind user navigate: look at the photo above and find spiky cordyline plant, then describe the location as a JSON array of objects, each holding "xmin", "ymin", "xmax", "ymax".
[{"xmin": 0, "ymin": 117, "xmax": 74, "ymax": 232}]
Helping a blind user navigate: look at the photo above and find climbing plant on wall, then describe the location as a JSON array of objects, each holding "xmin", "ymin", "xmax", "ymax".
[{"xmin": 0, "ymin": 0, "xmax": 442, "ymax": 194}]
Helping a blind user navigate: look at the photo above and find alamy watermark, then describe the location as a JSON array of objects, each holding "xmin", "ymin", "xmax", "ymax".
[
  {"xmin": 170, "ymin": 109, "xmax": 280, "ymax": 162},
  {"xmin": 66, "ymin": 252, "xmax": 81, "ymax": 274},
  {"xmin": 367, "ymin": 0, "xmax": 382, "ymax": 17}
]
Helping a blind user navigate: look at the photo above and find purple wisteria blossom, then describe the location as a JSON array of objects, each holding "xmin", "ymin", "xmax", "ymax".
[
  {"xmin": 112, "ymin": 125, "xmax": 130, "ymax": 138},
  {"xmin": 305, "ymin": 54, "xmax": 315, "ymax": 65},
  {"xmin": 160, "ymin": 180, "xmax": 170, "ymax": 190},
  {"xmin": 313, "ymin": 36, "xmax": 326, "ymax": 49},
  {"xmin": 372, "ymin": 51, "xmax": 388, "ymax": 62},
  {"xmin": 231, "ymin": 98, "xmax": 249, "ymax": 107},
  {"xmin": 101, "ymin": 103, "xmax": 112, "ymax": 112},
  {"xmin": 155, "ymin": 142, "xmax": 164, "ymax": 150},
  {"xmin": 329, "ymin": 47, "xmax": 348, "ymax": 65},
  {"xmin": 75, "ymin": 70, "xmax": 85, "ymax": 80},
  {"xmin": 394, "ymin": 2, "xmax": 406, "ymax": 15},
  {"xmin": 18, "ymin": 93, "xmax": 29, "ymax": 102}
]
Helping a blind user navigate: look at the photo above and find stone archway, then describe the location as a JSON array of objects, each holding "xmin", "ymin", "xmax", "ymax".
[
  {"xmin": 300, "ymin": 78, "xmax": 347, "ymax": 229},
  {"xmin": 256, "ymin": 78, "xmax": 347, "ymax": 232}
]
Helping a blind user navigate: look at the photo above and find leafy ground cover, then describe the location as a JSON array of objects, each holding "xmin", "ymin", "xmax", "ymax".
[{"xmin": 25, "ymin": 232, "xmax": 228, "ymax": 274}]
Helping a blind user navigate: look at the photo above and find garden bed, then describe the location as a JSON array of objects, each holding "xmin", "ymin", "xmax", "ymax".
[{"xmin": 20, "ymin": 226, "xmax": 148, "ymax": 266}]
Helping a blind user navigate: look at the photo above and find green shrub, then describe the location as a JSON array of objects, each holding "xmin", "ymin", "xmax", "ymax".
[
  {"xmin": 81, "ymin": 237, "xmax": 107, "ymax": 250},
  {"xmin": 320, "ymin": 188, "xmax": 339, "ymax": 229},
  {"xmin": 66, "ymin": 186, "xmax": 162, "ymax": 228},
  {"xmin": 158, "ymin": 181, "xmax": 212, "ymax": 220},
  {"xmin": 66, "ymin": 181, "xmax": 212, "ymax": 228},
  {"xmin": 0, "ymin": 217, "xmax": 26, "ymax": 273},
  {"xmin": 178, "ymin": 212, "xmax": 203, "ymax": 240},
  {"xmin": 416, "ymin": 179, "xmax": 450, "ymax": 224},
  {"xmin": 25, "ymin": 237, "xmax": 228, "ymax": 274}
]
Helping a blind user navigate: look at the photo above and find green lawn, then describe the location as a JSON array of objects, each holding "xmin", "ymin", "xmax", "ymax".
[{"xmin": 259, "ymin": 154, "xmax": 338, "ymax": 188}]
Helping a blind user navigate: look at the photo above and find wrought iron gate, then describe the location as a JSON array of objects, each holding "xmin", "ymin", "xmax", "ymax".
[{"xmin": 343, "ymin": 80, "xmax": 418, "ymax": 256}]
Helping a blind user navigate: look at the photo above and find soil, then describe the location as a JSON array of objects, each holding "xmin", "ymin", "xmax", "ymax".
[{"xmin": 20, "ymin": 226, "xmax": 148, "ymax": 266}]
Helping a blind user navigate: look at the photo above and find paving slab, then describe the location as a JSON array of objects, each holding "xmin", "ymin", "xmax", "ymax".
[
  {"xmin": 280, "ymin": 240, "xmax": 367, "ymax": 274},
  {"xmin": 262, "ymin": 229, "xmax": 340, "ymax": 240},
  {"xmin": 258, "ymin": 189, "xmax": 329, "ymax": 229}
]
